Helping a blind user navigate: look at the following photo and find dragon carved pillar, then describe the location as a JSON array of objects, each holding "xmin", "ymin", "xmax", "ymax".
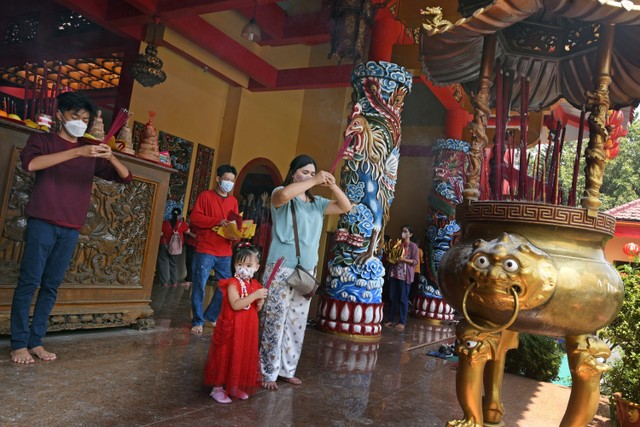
[
  {"xmin": 581, "ymin": 24, "xmax": 615, "ymax": 217},
  {"xmin": 464, "ymin": 34, "xmax": 496, "ymax": 202},
  {"xmin": 412, "ymin": 138, "xmax": 468, "ymax": 322},
  {"xmin": 316, "ymin": 61, "xmax": 412, "ymax": 339}
]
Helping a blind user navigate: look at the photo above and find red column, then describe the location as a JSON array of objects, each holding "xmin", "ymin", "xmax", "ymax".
[
  {"xmin": 368, "ymin": 8, "xmax": 413, "ymax": 62},
  {"xmin": 444, "ymin": 108, "xmax": 469, "ymax": 140}
]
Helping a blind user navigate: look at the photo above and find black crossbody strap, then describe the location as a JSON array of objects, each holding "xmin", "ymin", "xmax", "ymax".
[{"xmin": 290, "ymin": 201, "xmax": 301, "ymax": 264}]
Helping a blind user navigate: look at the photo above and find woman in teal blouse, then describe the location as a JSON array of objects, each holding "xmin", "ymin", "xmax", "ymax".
[{"xmin": 260, "ymin": 154, "xmax": 351, "ymax": 390}]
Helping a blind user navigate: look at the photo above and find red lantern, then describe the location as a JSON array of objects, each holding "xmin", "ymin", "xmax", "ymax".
[{"xmin": 623, "ymin": 242, "xmax": 640, "ymax": 257}]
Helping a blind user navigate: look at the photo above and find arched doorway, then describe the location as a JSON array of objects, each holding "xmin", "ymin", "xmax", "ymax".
[{"xmin": 235, "ymin": 158, "xmax": 282, "ymax": 266}]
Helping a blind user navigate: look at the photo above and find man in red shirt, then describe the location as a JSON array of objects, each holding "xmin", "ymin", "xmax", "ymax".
[
  {"xmin": 10, "ymin": 92, "xmax": 132, "ymax": 364},
  {"xmin": 189, "ymin": 165, "xmax": 239, "ymax": 334}
]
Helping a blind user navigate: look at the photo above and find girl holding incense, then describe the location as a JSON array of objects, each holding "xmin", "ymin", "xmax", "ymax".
[{"xmin": 204, "ymin": 243, "xmax": 267, "ymax": 403}]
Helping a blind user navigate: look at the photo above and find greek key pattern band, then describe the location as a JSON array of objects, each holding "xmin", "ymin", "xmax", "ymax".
[{"xmin": 456, "ymin": 202, "xmax": 616, "ymax": 235}]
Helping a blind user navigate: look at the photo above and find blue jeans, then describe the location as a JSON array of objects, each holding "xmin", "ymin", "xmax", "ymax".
[
  {"xmin": 387, "ymin": 277, "xmax": 411, "ymax": 325},
  {"xmin": 10, "ymin": 218, "xmax": 79, "ymax": 350},
  {"xmin": 191, "ymin": 252, "xmax": 231, "ymax": 326}
]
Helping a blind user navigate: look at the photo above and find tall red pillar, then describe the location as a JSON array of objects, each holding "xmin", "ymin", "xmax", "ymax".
[{"xmin": 444, "ymin": 108, "xmax": 469, "ymax": 140}]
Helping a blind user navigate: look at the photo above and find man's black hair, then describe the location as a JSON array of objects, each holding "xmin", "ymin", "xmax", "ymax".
[
  {"xmin": 57, "ymin": 91, "xmax": 97, "ymax": 131},
  {"xmin": 217, "ymin": 165, "xmax": 237, "ymax": 177}
]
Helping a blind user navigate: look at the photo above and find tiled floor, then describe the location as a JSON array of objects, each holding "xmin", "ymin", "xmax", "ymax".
[{"xmin": 1, "ymin": 284, "xmax": 611, "ymax": 426}]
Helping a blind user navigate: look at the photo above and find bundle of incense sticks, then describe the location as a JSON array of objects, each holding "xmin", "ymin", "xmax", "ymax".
[
  {"xmin": 568, "ymin": 107, "xmax": 586, "ymax": 206},
  {"xmin": 102, "ymin": 108, "xmax": 131, "ymax": 144},
  {"xmin": 487, "ymin": 65, "xmax": 587, "ymax": 206},
  {"xmin": 264, "ymin": 257, "xmax": 285, "ymax": 289},
  {"xmin": 329, "ymin": 135, "xmax": 353, "ymax": 174},
  {"xmin": 23, "ymin": 63, "xmax": 30, "ymax": 119}
]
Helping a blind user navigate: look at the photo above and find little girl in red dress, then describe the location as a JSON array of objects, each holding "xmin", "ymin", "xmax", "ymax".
[{"xmin": 204, "ymin": 243, "xmax": 268, "ymax": 403}]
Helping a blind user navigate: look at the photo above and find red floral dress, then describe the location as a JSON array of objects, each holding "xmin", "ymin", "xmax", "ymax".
[{"xmin": 203, "ymin": 277, "xmax": 262, "ymax": 395}]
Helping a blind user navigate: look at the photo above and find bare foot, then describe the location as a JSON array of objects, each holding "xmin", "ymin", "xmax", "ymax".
[
  {"xmin": 261, "ymin": 381, "xmax": 279, "ymax": 390},
  {"xmin": 29, "ymin": 346, "xmax": 57, "ymax": 361},
  {"xmin": 11, "ymin": 348, "xmax": 35, "ymax": 364},
  {"xmin": 191, "ymin": 325, "xmax": 203, "ymax": 335},
  {"xmin": 279, "ymin": 376, "xmax": 302, "ymax": 385}
]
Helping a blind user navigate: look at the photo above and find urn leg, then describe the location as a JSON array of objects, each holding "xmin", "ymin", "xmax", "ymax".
[
  {"xmin": 482, "ymin": 330, "xmax": 519, "ymax": 426},
  {"xmin": 446, "ymin": 322, "xmax": 502, "ymax": 427},
  {"xmin": 560, "ymin": 334, "xmax": 611, "ymax": 427}
]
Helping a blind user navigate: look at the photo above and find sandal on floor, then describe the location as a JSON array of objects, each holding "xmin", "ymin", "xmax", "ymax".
[
  {"xmin": 229, "ymin": 389, "xmax": 249, "ymax": 400},
  {"xmin": 191, "ymin": 325, "xmax": 203, "ymax": 335},
  {"xmin": 210, "ymin": 387, "xmax": 232, "ymax": 404},
  {"xmin": 395, "ymin": 323, "xmax": 405, "ymax": 331}
]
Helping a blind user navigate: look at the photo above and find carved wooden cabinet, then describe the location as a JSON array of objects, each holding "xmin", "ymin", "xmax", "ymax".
[{"xmin": 0, "ymin": 121, "xmax": 173, "ymax": 333}]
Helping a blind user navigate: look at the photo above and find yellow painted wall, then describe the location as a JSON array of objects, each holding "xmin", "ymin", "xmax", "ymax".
[
  {"xmin": 129, "ymin": 46, "xmax": 229, "ymax": 147},
  {"xmin": 230, "ymin": 89, "xmax": 306, "ymax": 177},
  {"xmin": 230, "ymin": 86, "xmax": 351, "ymax": 182}
]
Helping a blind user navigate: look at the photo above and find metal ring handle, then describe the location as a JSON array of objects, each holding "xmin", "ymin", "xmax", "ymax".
[{"xmin": 461, "ymin": 281, "xmax": 520, "ymax": 333}]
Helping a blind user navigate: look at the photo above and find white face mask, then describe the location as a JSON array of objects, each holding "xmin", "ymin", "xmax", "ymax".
[
  {"xmin": 235, "ymin": 266, "xmax": 255, "ymax": 280},
  {"xmin": 60, "ymin": 112, "xmax": 88, "ymax": 137},
  {"xmin": 219, "ymin": 180, "xmax": 235, "ymax": 193}
]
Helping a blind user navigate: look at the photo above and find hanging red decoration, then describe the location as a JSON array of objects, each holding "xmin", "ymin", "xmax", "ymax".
[
  {"xmin": 623, "ymin": 242, "xmax": 640, "ymax": 257},
  {"xmin": 604, "ymin": 110, "xmax": 627, "ymax": 161}
]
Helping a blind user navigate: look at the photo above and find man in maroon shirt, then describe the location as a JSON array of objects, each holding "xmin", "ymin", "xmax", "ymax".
[
  {"xmin": 10, "ymin": 92, "xmax": 132, "ymax": 364},
  {"xmin": 189, "ymin": 165, "xmax": 239, "ymax": 335}
]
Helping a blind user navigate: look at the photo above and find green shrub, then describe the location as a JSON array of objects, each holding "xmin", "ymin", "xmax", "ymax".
[
  {"xmin": 504, "ymin": 333, "xmax": 563, "ymax": 382},
  {"xmin": 600, "ymin": 263, "xmax": 640, "ymax": 404}
]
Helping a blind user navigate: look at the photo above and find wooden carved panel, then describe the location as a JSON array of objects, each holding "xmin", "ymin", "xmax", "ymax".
[
  {"xmin": 0, "ymin": 147, "xmax": 155, "ymax": 287},
  {"xmin": 132, "ymin": 121, "xmax": 194, "ymax": 219}
]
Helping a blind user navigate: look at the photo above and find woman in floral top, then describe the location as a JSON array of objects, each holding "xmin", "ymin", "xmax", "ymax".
[{"xmin": 384, "ymin": 225, "xmax": 419, "ymax": 331}]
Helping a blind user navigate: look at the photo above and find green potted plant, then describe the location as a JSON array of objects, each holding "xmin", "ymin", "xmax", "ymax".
[
  {"xmin": 505, "ymin": 333, "xmax": 564, "ymax": 382},
  {"xmin": 600, "ymin": 261, "xmax": 640, "ymax": 427}
]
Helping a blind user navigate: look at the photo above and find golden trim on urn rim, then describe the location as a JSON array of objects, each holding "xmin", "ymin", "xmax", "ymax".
[{"xmin": 455, "ymin": 201, "xmax": 616, "ymax": 235}]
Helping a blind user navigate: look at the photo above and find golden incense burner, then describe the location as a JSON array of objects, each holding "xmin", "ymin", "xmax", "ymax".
[
  {"xmin": 439, "ymin": 201, "xmax": 623, "ymax": 427},
  {"xmin": 438, "ymin": 201, "xmax": 623, "ymax": 427},
  {"xmin": 441, "ymin": 201, "xmax": 622, "ymax": 336}
]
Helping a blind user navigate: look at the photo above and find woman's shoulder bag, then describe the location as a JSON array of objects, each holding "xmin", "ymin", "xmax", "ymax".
[{"xmin": 285, "ymin": 200, "xmax": 320, "ymax": 300}]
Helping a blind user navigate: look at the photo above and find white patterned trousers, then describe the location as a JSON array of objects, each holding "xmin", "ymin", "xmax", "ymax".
[{"xmin": 260, "ymin": 264, "xmax": 312, "ymax": 382}]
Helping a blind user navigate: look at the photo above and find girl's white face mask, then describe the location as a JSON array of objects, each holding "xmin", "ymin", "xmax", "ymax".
[{"xmin": 235, "ymin": 266, "xmax": 255, "ymax": 280}]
